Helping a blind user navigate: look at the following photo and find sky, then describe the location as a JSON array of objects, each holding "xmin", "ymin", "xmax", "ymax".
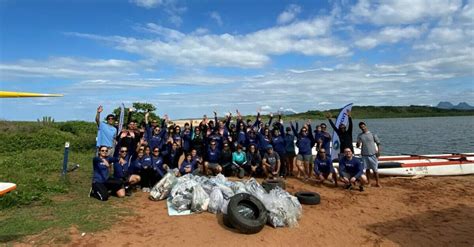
[{"xmin": 0, "ymin": 0, "xmax": 473, "ymax": 121}]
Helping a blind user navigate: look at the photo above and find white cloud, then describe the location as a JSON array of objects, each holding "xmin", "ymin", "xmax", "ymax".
[
  {"xmin": 131, "ymin": 0, "xmax": 163, "ymax": 8},
  {"xmin": 210, "ymin": 11, "xmax": 223, "ymax": 26},
  {"xmin": 131, "ymin": 0, "xmax": 185, "ymax": 26},
  {"xmin": 349, "ymin": 0, "xmax": 462, "ymax": 25},
  {"xmin": 355, "ymin": 26, "xmax": 423, "ymax": 49},
  {"xmin": 0, "ymin": 57, "xmax": 140, "ymax": 79},
  {"xmin": 277, "ymin": 4, "xmax": 301, "ymax": 24},
  {"xmin": 70, "ymin": 17, "xmax": 349, "ymax": 68}
]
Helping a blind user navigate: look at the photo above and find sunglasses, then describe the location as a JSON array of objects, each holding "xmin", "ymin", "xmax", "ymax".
[
  {"xmin": 100, "ymin": 150, "xmax": 108, "ymax": 152},
  {"xmin": 320, "ymin": 152, "xmax": 326, "ymax": 153},
  {"xmin": 120, "ymin": 150, "xmax": 127, "ymax": 153},
  {"xmin": 153, "ymin": 150, "xmax": 159, "ymax": 152}
]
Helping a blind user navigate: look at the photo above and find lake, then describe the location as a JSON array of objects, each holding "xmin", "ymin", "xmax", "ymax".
[{"xmin": 291, "ymin": 116, "xmax": 474, "ymax": 156}]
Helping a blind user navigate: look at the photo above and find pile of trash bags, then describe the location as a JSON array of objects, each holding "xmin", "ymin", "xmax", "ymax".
[{"xmin": 149, "ymin": 170, "xmax": 302, "ymax": 228}]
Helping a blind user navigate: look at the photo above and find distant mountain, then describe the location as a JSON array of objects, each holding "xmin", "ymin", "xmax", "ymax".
[
  {"xmin": 456, "ymin": 102, "xmax": 474, "ymax": 110},
  {"xmin": 436, "ymin": 101, "xmax": 474, "ymax": 110},
  {"xmin": 437, "ymin": 101, "xmax": 455, "ymax": 109}
]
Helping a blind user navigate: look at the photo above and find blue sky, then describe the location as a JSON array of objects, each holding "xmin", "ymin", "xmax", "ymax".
[{"xmin": 1, "ymin": 0, "xmax": 473, "ymax": 121}]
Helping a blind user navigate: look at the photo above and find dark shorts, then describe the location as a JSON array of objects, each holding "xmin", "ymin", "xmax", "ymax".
[
  {"xmin": 90, "ymin": 178, "xmax": 123, "ymax": 201},
  {"xmin": 297, "ymin": 154, "xmax": 313, "ymax": 162}
]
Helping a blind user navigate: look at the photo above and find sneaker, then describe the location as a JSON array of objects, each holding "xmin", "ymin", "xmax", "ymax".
[
  {"xmin": 89, "ymin": 187, "xmax": 93, "ymax": 197},
  {"xmin": 359, "ymin": 185, "xmax": 365, "ymax": 192},
  {"xmin": 142, "ymin": 187, "xmax": 150, "ymax": 193},
  {"xmin": 125, "ymin": 186, "xmax": 132, "ymax": 196}
]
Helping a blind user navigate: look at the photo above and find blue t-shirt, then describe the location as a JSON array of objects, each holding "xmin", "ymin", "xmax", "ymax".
[
  {"xmin": 112, "ymin": 156, "xmax": 131, "ymax": 180},
  {"xmin": 314, "ymin": 157, "xmax": 335, "ymax": 175},
  {"xmin": 338, "ymin": 157, "xmax": 364, "ymax": 178},
  {"xmin": 92, "ymin": 157, "xmax": 113, "ymax": 183},
  {"xmin": 96, "ymin": 122, "xmax": 116, "ymax": 147},
  {"xmin": 179, "ymin": 160, "xmax": 196, "ymax": 174},
  {"xmin": 152, "ymin": 156, "xmax": 165, "ymax": 177},
  {"xmin": 207, "ymin": 148, "xmax": 221, "ymax": 163}
]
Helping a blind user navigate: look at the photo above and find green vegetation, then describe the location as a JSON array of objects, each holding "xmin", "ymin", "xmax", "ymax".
[
  {"xmin": 240, "ymin": 105, "xmax": 474, "ymax": 121},
  {"xmin": 111, "ymin": 102, "xmax": 160, "ymax": 124},
  {"xmin": 0, "ymin": 121, "xmax": 130, "ymax": 244}
]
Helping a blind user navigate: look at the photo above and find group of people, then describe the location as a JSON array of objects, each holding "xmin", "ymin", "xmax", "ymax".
[{"xmin": 89, "ymin": 105, "xmax": 382, "ymax": 201}]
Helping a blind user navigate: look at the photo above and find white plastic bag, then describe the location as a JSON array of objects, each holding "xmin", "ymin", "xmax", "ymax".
[
  {"xmin": 208, "ymin": 187, "xmax": 224, "ymax": 214},
  {"xmin": 149, "ymin": 171, "xmax": 178, "ymax": 201},
  {"xmin": 191, "ymin": 184, "xmax": 210, "ymax": 213}
]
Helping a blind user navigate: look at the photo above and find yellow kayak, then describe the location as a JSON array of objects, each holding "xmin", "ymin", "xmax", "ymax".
[{"xmin": 0, "ymin": 91, "xmax": 63, "ymax": 98}]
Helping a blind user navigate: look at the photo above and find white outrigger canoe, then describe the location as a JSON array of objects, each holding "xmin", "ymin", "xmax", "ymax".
[
  {"xmin": 375, "ymin": 153, "xmax": 474, "ymax": 176},
  {"xmin": 296, "ymin": 144, "xmax": 474, "ymax": 176}
]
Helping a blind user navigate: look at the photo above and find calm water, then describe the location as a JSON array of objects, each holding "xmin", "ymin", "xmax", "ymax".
[{"xmin": 292, "ymin": 116, "xmax": 474, "ymax": 155}]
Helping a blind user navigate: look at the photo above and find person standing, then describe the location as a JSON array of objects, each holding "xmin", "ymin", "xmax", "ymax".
[
  {"xmin": 356, "ymin": 122, "xmax": 382, "ymax": 187},
  {"xmin": 95, "ymin": 105, "xmax": 117, "ymax": 157},
  {"xmin": 326, "ymin": 110, "xmax": 353, "ymax": 156},
  {"xmin": 284, "ymin": 126, "xmax": 296, "ymax": 176},
  {"xmin": 319, "ymin": 123, "xmax": 332, "ymax": 153}
]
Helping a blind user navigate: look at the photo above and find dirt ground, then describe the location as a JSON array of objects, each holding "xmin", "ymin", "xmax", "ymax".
[{"xmin": 27, "ymin": 176, "xmax": 474, "ymax": 246}]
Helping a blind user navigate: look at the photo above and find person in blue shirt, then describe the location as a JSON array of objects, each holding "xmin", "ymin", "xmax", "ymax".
[
  {"xmin": 284, "ymin": 126, "xmax": 296, "ymax": 177},
  {"xmin": 151, "ymin": 147, "xmax": 165, "ymax": 181},
  {"xmin": 95, "ymin": 105, "xmax": 117, "ymax": 157},
  {"xmin": 313, "ymin": 148, "xmax": 337, "ymax": 187},
  {"xmin": 131, "ymin": 147, "xmax": 154, "ymax": 192},
  {"xmin": 112, "ymin": 146, "xmax": 141, "ymax": 196},
  {"xmin": 190, "ymin": 148, "xmax": 205, "ymax": 175},
  {"xmin": 290, "ymin": 120, "xmax": 316, "ymax": 180},
  {"xmin": 319, "ymin": 123, "xmax": 332, "ymax": 152},
  {"xmin": 338, "ymin": 148, "xmax": 368, "ymax": 191},
  {"xmin": 179, "ymin": 153, "xmax": 196, "ymax": 175},
  {"xmin": 182, "ymin": 122, "xmax": 193, "ymax": 154},
  {"xmin": 272, "ymin": 116, "xmax": 287, "ymax": 177},
  {"xmin": 145, "ymin": 112, "xmax": 168, "ymax": 152},
  {"xmin": 204, "ymin": 140, "xmax": 222, "ymax": 175},
  {"xmin": 191, "ymin": 126, "xmax": 206, "ymax": 157},
  {"xmin": 90, "ymin": 146, "xmax": 125, "ymax": 201},
  {"xmin": 164, "ymin": 142, "xmax": 183, "ymax": 170}
]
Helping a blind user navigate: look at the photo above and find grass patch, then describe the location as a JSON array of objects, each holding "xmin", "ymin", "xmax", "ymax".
[{"xmin": 0, "ymin": 121, "xmax": 131, "ymax": 244}]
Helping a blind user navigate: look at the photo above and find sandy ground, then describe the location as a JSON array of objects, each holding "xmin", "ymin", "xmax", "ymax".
[{"xmin": 26, "ymin": 176, "xmax": 474, "ymax": 246}]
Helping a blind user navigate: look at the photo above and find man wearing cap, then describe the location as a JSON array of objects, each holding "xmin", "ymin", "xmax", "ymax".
[
  {"xmin": 95, "ymin": 105, "xmax": 117, "ymax": 157},
  {"xmin": 356, "ymin": 122, "xmax": 382, "ymax": 187},
  {"xmin": 262, "ymin": 145, "xmax": 280, "ymax": 179}
]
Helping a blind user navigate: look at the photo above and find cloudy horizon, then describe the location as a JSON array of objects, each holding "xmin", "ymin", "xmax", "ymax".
[{"xmin": 1, "ymin": 0, "xmax": 473, "ymax": 121}]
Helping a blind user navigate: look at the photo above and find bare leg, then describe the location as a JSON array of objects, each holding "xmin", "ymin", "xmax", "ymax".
[
  {"xmin": 374, "ymin": 172, "xmax": 381, "ymax": 187},
  {"xmin": 366, "ymin": 169, "xmax": 371, "ymax": 185}
]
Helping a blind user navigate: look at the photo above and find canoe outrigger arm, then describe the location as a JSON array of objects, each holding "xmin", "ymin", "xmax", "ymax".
[{"xmin": 0, "ymin": 91, "xmax": 63, "ymax": 98}]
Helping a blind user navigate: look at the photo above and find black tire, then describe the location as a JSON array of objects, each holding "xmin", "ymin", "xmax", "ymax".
[
  {"xmin": 262, "ymin": 179, "xmax": 286, "ymax": 192},
  {"xmin": 227, "ymin": 193, "xmax": 267, "ymax": 234},
  {"xmin": 222, "ymin": 214, "xmax": 234, "ymax": 228},
  {"xmin": 295, "ymin": 191, "xmax": 320, "ymax": 205}
]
